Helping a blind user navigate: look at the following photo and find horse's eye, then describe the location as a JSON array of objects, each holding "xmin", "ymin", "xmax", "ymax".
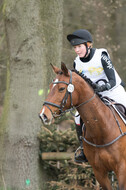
[{"xmin": 59, "ymin": 87, "xmax": 65, "ymax": 92}]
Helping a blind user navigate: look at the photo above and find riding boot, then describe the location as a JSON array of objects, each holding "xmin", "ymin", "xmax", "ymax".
[{"xmin": 75, "ymin": 123, "xmax": 88, "ymax": 163}]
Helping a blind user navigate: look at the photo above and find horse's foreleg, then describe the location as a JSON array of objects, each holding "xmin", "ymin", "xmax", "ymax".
[
  {"xmin": 93, "ymin": 169, "xmax": 112, "ymax": 190},
  {"xmin": 116, "ymin": 164, "xmax": 126, "ymax": 190}
]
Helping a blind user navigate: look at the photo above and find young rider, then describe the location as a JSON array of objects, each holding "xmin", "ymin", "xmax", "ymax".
[{"xmin": 67, "ymin": 29, "xmax": 126, "ymax": 163}]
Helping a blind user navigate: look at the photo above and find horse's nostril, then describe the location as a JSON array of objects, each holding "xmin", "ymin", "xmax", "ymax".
[
  {"xmin": 43, "ymin": 113, "xmax": 48, "ymax": 121},
  {"xmin": 39, "ymin": 112, "xmax": 51, "ymax": 124}
]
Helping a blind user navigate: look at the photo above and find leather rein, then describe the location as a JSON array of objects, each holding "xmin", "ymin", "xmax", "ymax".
[{"xmin": 43, "ymin": 70, "xmax": 96, "ymax": 117}]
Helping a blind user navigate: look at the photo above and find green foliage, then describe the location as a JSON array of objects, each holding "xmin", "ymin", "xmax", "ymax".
[{"xmin": 38, "ymin": 117, "xmax": 77, "ymax": 153}]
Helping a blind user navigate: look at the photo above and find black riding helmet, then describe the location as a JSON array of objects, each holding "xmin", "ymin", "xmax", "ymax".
[{"xmin": 67, "ymin": 29, "xmax": 93, "ymax": 46}]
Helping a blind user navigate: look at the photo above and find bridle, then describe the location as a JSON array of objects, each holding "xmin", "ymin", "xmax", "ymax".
[
  {"xmin": 43, "ymin": 70, "xmax": 73, "ymax": 117},
  {"xmin": 43, "ymin": 70, "xmax": 96, "ymax": 117}
]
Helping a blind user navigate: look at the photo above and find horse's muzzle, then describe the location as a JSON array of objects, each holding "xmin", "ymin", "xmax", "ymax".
[{"xmin": 39, "ymin": 112, "xmax": 53, "ymax": 125}]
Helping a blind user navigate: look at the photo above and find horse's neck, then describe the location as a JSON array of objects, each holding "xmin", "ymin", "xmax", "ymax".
[
  {"xmin": 74, "ymin": 79, "xmax": 121, "ymax": 144},
  {"xmin": 77, "ymin": 94, "xmax": 104, "ymax": 122},
  {"xmin": 74, "ymin": 78, "xmax": 110, "ymax": 135},
  {"xmin": 76, "ymin": 92, "xmax": 111, "ymax": 139}
]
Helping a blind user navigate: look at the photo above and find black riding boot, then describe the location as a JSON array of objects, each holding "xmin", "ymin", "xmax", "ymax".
[{"xmin": 75, "ymin": 123, "xmax": 88, "ymax": 163}]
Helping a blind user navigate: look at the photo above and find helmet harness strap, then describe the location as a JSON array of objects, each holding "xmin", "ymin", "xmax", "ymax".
[{"xmin": 83, "ymin": 42, "xmax": 91, "ymax": 58}]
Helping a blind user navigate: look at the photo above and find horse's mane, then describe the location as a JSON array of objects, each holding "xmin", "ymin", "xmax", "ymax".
[{"xmin": 72, "ymin": 69, "xmax": 98, "ymax": 92}]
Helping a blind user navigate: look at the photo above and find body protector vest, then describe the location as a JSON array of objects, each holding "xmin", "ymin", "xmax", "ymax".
[{"xmin": 74, "ymin": 48, "xmax": 121, "ymax": 90}]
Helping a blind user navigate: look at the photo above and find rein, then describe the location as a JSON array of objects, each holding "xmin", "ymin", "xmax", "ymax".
[{"xmin": 43, "ymin": 70, "xmax": 96, "ymax": 117}]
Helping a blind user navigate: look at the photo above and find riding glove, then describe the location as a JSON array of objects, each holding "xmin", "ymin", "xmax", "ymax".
[{"xmin": 96, "ymin": 83, "xmax": 111, "ymax": 92}]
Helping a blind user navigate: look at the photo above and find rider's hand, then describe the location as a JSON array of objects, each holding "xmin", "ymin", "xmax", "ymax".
[{"xmin": 95, "ymin": 83, "xmax": 111, "ymax": 92}]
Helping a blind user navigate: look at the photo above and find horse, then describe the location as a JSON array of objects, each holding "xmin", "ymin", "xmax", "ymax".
[{"xmin": 39, "ymin": 62, "xmax": 126, "ymax": 190}]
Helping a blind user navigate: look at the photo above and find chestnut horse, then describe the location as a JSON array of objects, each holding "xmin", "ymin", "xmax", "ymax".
[{"xmin": 39, "ymin": 63, "xmax": 126, "ymax": 190}]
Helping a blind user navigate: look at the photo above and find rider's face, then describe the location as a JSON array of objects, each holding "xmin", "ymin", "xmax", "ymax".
[{"xmin": 73, "ymin": 44, "xmax": 87, "ymax": 58}]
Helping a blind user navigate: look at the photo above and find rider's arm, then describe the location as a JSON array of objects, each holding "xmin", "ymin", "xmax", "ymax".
[
  {"xmin": 101, "ymin": 52, "xmax": 116, "ymax": 89},
  {"xmin": 95, "ymin": 52, "xmax": 116, "ymax": 92}
]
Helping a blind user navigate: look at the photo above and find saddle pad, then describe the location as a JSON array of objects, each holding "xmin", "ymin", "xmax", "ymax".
[{"xmin": 101, "ymin": 96, "xmax": 126, "ymax": 125}]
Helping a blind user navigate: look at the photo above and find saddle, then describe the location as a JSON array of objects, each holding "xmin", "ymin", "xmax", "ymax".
[{"xmin": 101, "ymin": 97, "xmax": 126, "ymax": 124}]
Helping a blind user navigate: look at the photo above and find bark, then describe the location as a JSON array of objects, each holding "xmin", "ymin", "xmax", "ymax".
[{"xmin": 0, "ymin": 0, "xmax": 63, "ymax": 189}]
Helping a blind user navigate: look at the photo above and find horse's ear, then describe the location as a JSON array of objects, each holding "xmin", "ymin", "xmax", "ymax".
[
  {"xmin": 50, "ymin": 63, "xmax": 61, "ymax": 74},
  {"xmin": 61, "ymin": 62, "xmax": 69, "ymax": 76}
]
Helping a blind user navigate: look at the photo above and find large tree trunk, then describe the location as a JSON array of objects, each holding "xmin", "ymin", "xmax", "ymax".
[{"xmin": 0, "ymin": 0, "xmax": 63, "ymax": 189}]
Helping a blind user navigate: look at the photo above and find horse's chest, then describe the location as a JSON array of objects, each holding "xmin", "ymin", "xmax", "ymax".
[{"xmin": 85, "ymin": 147, "xmax": 113, "ymax": 168}]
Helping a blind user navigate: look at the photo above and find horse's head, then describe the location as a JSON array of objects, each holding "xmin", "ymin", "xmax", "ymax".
[{"xmin": 39, "ymin": 62, "xmax": 79, "ymax": 125}]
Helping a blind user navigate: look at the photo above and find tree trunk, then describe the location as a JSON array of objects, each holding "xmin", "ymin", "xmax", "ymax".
[{"xmin": 0, "ymin": 0, "xmax": 63, "ymax": 189}]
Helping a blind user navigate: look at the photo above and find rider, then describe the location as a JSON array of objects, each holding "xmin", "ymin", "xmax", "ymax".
[{"xmin": 67, "ymin": 29, "xmax": 126, "ymax": 163}]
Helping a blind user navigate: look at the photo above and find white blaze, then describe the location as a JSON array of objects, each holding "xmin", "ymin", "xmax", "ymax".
[
  {"xmin": 40, "ymin": 107, "xmax": 45, "ymax": 117},
  {"xmin": 53, "ymin": 78, "xmax": 58, "ymax": 88}
]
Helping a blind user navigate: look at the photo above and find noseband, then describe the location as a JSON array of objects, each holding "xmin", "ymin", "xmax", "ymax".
[{"xmin": 43, "ymin": 70, "xmax": 96, "ymax": 117}]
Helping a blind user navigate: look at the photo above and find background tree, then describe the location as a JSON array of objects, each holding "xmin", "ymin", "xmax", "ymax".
[
  {"xmin": 0, "ymin": 0, "xmax": 63, "ymax": 189},
  {"xmin": 62, "ymin": 0, "xmax": 126, "ymax": 85}
]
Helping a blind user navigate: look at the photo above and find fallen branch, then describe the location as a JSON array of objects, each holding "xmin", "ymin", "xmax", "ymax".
[{"xmin": 41, "ymin": 152, "xmax": 74, "ymax": 161}]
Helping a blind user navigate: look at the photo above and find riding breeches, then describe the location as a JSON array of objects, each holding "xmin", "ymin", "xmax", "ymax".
[{"xmin": 100, "ymin": 85, "xmax": 126, "ymax": 107}]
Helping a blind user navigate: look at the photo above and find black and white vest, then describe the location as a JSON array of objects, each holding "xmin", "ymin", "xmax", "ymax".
[{"xmin": 74, "ymin": 48, "xmax": 121, "ymax": 90}]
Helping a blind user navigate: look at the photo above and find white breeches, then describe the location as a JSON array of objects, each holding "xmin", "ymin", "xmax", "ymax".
[{"xmin": 99, "ymin": 85, "xmax": 126, "ymax": 107}]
